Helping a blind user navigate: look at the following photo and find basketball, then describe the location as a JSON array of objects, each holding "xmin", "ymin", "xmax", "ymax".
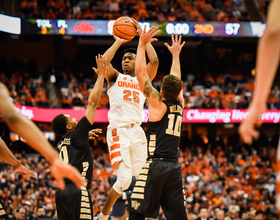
[{"xmin": 113, "ymin": 17, "xmax": 137, "ymax": 40}]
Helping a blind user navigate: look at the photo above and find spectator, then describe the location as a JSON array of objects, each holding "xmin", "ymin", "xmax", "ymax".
[
  {"xmin": 45, "ymin": 8, "xmax": 56, "ymax": 19},
  {"xmin": 83, "ymin": 8, "xmax": 95, "ymax": 19},
  {"xmin": 10, "ymin": 206, "xmax": 26, "ymax": 220},
  {"xmin": 34, "ymin": 206, "xmax": 45, "ymax": 219},
  {"xmin": 225, "ymin": 209, "xmax": 238, "ymax": 220},
  {"xmin": 97, "ymin": 91, "xmax": 109, "ymax": 109},
  {"xmin": 214, "ymin": 210, "xmax": 224, "ymax": 220},
  {"xmin": 196, "ymin": 208, "xmax": 209, "ymax": 220},
  {"xmin": 23, "ymin": 202, "xmax": 35, "ymax": 220}
]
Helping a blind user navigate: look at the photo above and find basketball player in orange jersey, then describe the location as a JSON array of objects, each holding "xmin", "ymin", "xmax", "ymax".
[
  {"xmin": 0, "ymin": 83, "xmax": 86, "ymax": 190},
  {"xmin": 238, "ymin": 0, "xmax": 280, "ymax": 213},
  {"xmin": 93, "ymin": 19, "xmax": 159, "ymax": 220}
]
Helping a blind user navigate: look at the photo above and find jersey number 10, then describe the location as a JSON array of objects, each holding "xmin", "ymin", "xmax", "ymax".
[{"xmin": 166, "ymin": 114, "xmax": 182, "ymax": 137}]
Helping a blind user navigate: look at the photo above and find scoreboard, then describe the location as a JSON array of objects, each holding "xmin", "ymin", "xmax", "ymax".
[
  {"xmin": 21, "ymin": 19, "xmax": 266, "ymax": 37},
  {"xmin": 0, "ymin": 14, "xmax": 266, "ymax": 37}
]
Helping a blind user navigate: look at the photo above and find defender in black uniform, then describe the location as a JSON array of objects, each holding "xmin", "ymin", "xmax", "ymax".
[
  {"xmin": 51, "ymin": 55, "xmax": 107, "ymax": 220},
  {"xmin": 128, "ymin": 31, "xmax": 188, "ymax": 219}
]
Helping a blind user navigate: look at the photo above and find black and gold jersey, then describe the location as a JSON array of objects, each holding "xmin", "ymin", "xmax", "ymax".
[
  {"xmin": 147, "ymin": 100, "xmax": 183, "ymax": 160},
  {"xmin": 56, "ymin": 116, "xmax": 93, "ymax": 189}
]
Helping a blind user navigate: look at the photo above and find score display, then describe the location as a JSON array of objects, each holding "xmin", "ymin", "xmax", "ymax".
[{"xmin": 20, "ymin": 18, "xmax": 266, "ymax": 37}]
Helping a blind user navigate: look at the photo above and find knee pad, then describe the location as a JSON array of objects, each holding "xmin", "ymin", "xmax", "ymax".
[{"xmin": 113, "ymin": 162, "xmax": 132, "ymax": 194}]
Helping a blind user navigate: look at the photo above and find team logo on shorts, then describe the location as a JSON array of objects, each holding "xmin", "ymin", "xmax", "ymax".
[{"xmin": 131, "ymin": 200, "xmax": 141, "ymax": 210}]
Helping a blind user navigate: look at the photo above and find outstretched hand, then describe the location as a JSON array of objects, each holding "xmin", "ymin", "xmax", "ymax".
[
  {"xmin": 50, "ymin": 158, "xmax": 87, "ymax": 190},
  {"xmin": 89, "ymin": 128, "xmax": 102, "ymax": 140},
  {"xmin": 238, "ymin": 102, "xmax": 266, "ymax": 145},
  {"xmin": 14, "ymin": 164, "xmax": 36, "ymax": 178},
  {"xmin": 139, "ymin": 26, "xmax": 160, "ymax": 44},
  {"xmin": 164, "ymin": 34, "xmax": 185, "ymax": 55},
  {"xmin": 92, "ymin": 54, "xmax": 108, "ymax": 77}
]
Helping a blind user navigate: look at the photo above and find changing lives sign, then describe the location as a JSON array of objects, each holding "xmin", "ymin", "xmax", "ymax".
[{"xmin": 12, "ymin": 105, "xmax": 280, "ymax": 123}]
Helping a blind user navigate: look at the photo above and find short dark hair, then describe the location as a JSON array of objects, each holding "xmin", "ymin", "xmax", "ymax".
[
  {"xmin": 16, "ymin": 206, "xmax": 26, "ymax": 213},
  {"xmin": 162, "ymin": 75, "xmax": 183, "ymax": 100},
  {"xmin": 51, "ymin": 114, "xmax": 68, "ymax": 136},
  {"xmin": 124, "ymin": 48, "xmax": 137, "ymax": 55},
  {"xmin": 36, "ymin": 206, "xmax": 45, "ymax": 211}
]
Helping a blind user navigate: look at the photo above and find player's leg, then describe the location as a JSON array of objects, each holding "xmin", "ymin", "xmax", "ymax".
[
  {"xmin": 128, "ymin": 212, "xmax": 146, "ymax": 220},
  {"xmin": 128, "ymin": 161, "xmax": 164, "ymax": 219},
  {"xmin": 55, "ymin": 189, "xmax": 69, "ymax": 220},
  {"xmin": 130, "ymin": 126, "xmax": 147, "ymax": 177},
  {"xmin": 99, "ymin": 161, "xmax": 132, "ymax": 219},
  {"xmin": 56, "ymin": 186, "xmax": 93, "ymax": 220},
  {"xmin": 97, "ymin": 128, "xmax": 133, "ymax": 220},
  {"xmin": 77, "ymin": 189, "xmax": 93, "ymax": 220},
  {"xmin": 160, "ymin": 162, "xmax": 188, "ymax": 220}
]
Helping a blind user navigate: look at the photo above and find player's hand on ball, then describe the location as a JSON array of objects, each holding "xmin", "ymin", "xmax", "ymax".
[
  {"xmin": 113, "ymin": 34, "xmax": 131, "ymax": 44},
  {"xmin": 89, "ymin": 128, "xmax": 102, "ymax": 140},
  {"xmin": 131, "ymin": 18, "xmax": 143, "ymax": 36}
]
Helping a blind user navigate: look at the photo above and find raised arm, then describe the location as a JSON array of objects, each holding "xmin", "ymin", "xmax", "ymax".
[
  {"xmin": 102, "ymin": 36, "xmax": 130, "ymax": 82},
  {"xmin": 146, "ymin": 42, "xmax": 159, "ymax": 80},
  {"xmin": 164, "ymin": 34, "xmax": 185, "ymax": 106},
  {"xmin": 238, "ymin": 0, "xmax": 280, "ymax": 145},
  {"xmin": 132, "ymin": 19, "xmax": 159, "ymax": 81},
  {"xmin": 136, "ymin": 26, "xmax": 162, "ymax": 110},
  {"xmin": 0, "ymin": 83, "xmax": 86, "ymax": 190},
  {"xmin": 86, "ymin": 55, "xmax": 107, "ymax": 124},
  {"xmin": 0, "ymin": 137, "xmax": 35, "ymax": 177}
]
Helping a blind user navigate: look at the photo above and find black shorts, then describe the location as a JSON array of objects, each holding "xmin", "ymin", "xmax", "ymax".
[
  {"xmin": 55, "ymin": 183, "xmax": 93, "ymax": 220},
  {"xmin": 128, "ymin": 159, "xmax": 188, "ymax": 219}
]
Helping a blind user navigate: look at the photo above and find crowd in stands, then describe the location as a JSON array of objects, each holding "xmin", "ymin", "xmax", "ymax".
[
  {"xmin": 16, "ymin": 0, "xmax": 268, "ymax": 22},
  {"xmin": 0, "ymin": 130, "xmax": 279, "ymax": 219},
  {"xmin": 1, "ymin": 55, "xmax": 280, "ymax": 111}
]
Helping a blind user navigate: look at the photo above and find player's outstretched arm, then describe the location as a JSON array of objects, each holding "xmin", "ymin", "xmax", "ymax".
[
  {"xmin": 239, "ymin": 0, "xmax": 280, "ymax": 145},
  {"xmin": 164, "ymin": 34, "xmax": 185, "ymax": 106},
  {"xmin": 132, "ymin": 19, "xmax": 159, "ymax": 81},
  {"xmin": 253, "ymin": 0, "xmax": 280, "ymax": 104},
  {"xmin": 136, "ymin": 26, "xmax": 163, "ymax": 109},
  {"xmin": 164, "ymin": 34, "xmax": 185, "ymax": 80},
  {"xmin": 0, "ymin": 83, "xmax": 86, "ymax": 189},
  {"xmin": 86, "ymin": 55, "xmax": 107, "ymax": 124},
  {"xmin": 101, "ymin": 34, "xmax": 130, "ymax": 81},
  {"xmin": 0, "ymin": 137, "xmax": 35, "ymax": 177}
]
